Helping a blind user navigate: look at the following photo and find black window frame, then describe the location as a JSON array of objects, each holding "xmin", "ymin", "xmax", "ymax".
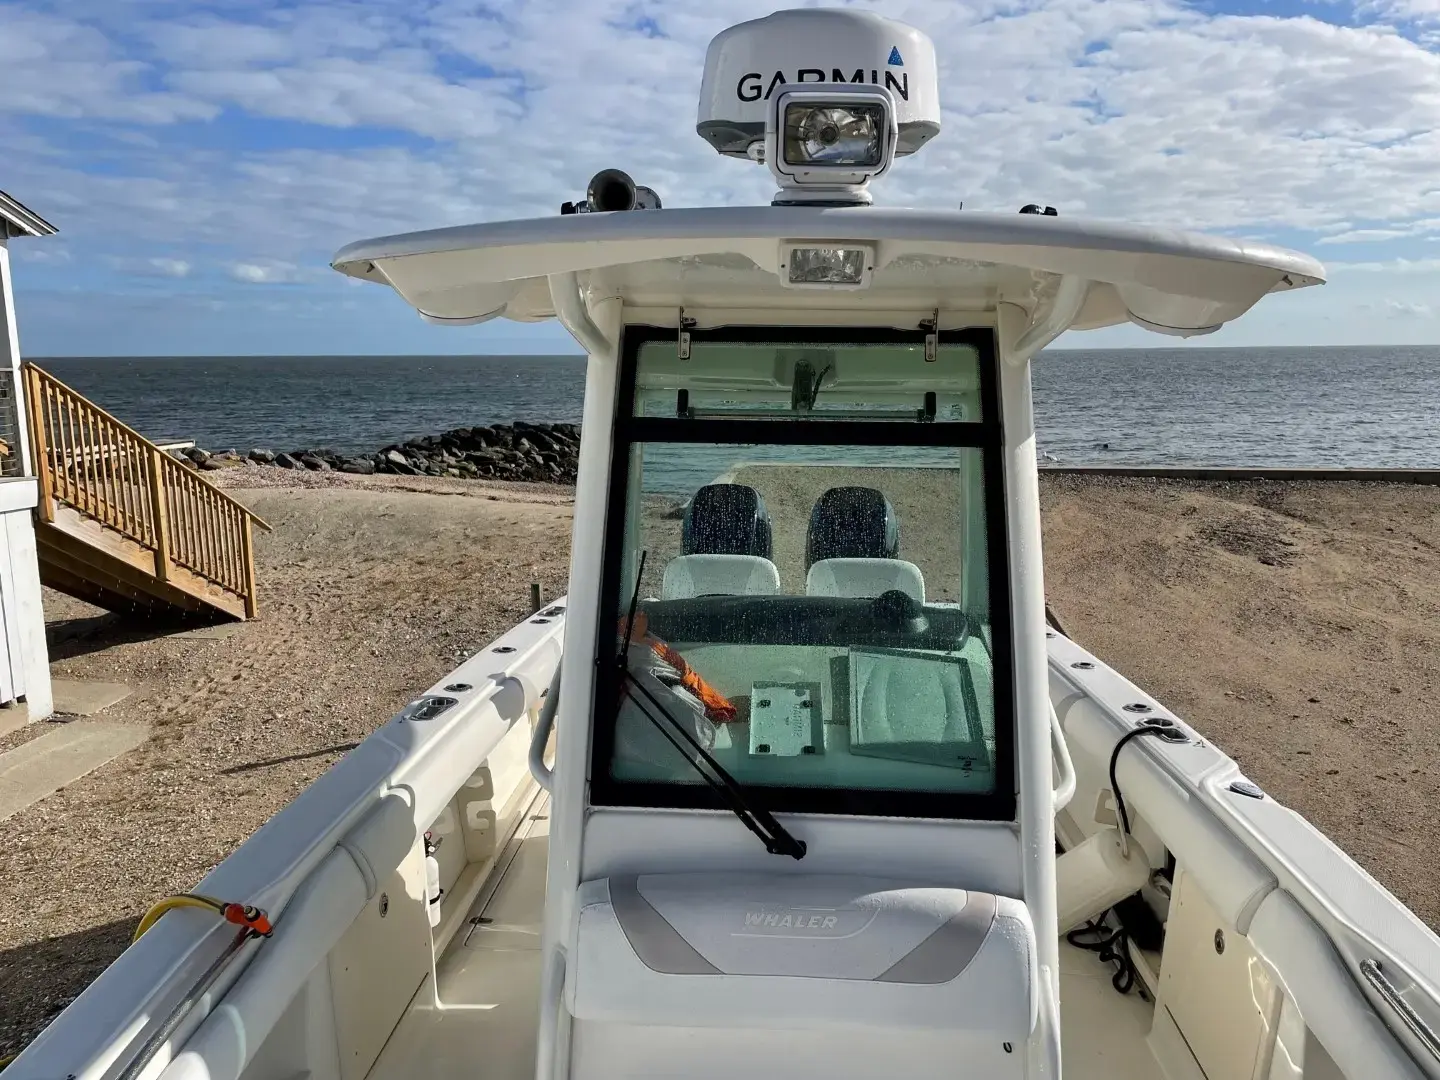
[{"xmin": 590, "ymin": 323, "xmax": 1016, "ymax": 822}]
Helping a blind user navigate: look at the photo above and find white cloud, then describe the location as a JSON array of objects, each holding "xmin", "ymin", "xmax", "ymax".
[
  {"xmin": 229, "ymin": 260, "xmax": 300, "ymax": 284},
  {"xmin": 1383, "ymin": 299, "xmax": 1433, "ymax": 317},
  {"xmin": 26, "ymin": 1, "xmax": 1440, "ymax": 237},
  {"xmin": 0, "ymin": 8, "xmax": 215, "ymax": 124},
  {"xmin": 1319, "ymin": 228, "xmax": 1415, "ymax": 244},
  {"xmin": 101, "ymin": 254, "xmax": 194, "ymax": 277},
  {"xmin": 168, "ymin": 59, "xmax": 524, "ymax": 141},
  {"xmin": 1329, "ymin": 257, "xmax": 1440, "ymax": 272},
  {"xmin": 1356, "ymin": 0, "xmax": 1440, "ymax": 24},
  {"xmin": 10, "ymin": 243, "xmax": 71, "ymax": 265},
  {"xmin": 147, "ymin": 257, "xmax": 192, "ymax": 278},
  {"xmin": 7, "ymin": 0, "xmax": 1440, "ymax": 349}
]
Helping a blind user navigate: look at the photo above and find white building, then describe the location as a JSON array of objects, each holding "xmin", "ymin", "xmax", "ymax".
[{"xmin": 0, "ymin": 189, "xmax": 56, "ymax": 721}]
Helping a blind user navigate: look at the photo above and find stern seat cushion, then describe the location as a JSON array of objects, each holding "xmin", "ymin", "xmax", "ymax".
[
  {"xmin": 570, "ymin": 874, "xmax": 1036, "ymax": 1036},
  {"xmin": 806, "ymin": 558, "xmax": 925, "ymax": 603},
  {"xmin": 661, "ymin": 554, "xmax": 781, "ymax": 600}
]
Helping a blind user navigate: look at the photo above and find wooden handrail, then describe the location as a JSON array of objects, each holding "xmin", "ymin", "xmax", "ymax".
[
  {"xmin": 23, "ymin": 364, "xmax": 271, "ymax": 529},
  {"xmin": 24, "ymin": 362, "xmax": 270, "ymax": 618}
]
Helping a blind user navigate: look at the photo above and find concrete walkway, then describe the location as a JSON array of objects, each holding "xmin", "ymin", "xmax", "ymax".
[
  {"xmin": 0, "ymin": 720, "xmax": 149, "ymax": 822},
  {"xmin": 51, "ymin": 678, "xmax": 133, "ymax": 716},
  {"xmin": 0, "ymin": 702, "xmax": 31, "ymax": 740}
]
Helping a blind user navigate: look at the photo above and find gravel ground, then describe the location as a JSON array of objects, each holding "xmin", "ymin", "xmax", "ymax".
[
  {"xmin": 1, "ymin": 470, "xmax": 1437, "ymax": 1058},
  {"xmin": 0, "ymin": 472, "xmax": 573, "ymax": 1058},
  {"xmin": 1040, "ymin": 474, "xmax": 1440, "ymax": 926}
]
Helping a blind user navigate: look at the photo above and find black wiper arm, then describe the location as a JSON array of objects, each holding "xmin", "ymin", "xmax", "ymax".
[
  {"xmin": 615, "ymin": 549, "xmax": 803, "ymax": 859},
  {"xmin": 619, "ymin": 667, "xmax": 806, "ymax": 860},
  {"xmin": 619, "ymin": 550, "xmax": 647, "ymax": 660}
]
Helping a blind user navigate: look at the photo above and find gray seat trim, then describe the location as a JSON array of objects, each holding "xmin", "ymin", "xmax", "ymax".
[
  {"xmin": 875, "ymin": 891, "xmax": 998, "ymax": 984},
  {"xmin": 610, "ymin": 876, "xmax": 1000, "ymax": 984},
  {"xmin": 611, "ymin": 876, "xmax": 721, "ymax": 975}
]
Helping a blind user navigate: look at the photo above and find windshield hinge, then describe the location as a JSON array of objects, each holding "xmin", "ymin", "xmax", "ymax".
[
  {"xmin": 678, "ymin": 309, "xmax": 696, "ymax": 359},
  {"xmin": 920, "ymin": 309, "xmax": 939, "ymax": 362}
]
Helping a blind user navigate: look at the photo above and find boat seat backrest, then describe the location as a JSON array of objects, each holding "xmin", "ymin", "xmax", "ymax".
[
  {"xmin": 568, "ymin": 873, "xmax": 1036, "ymax": 1035},
  {"xmin": 806, "ymin": 558, "xmax": 926, "ymax": 603},
  {"xmin": 805, "ymin": 486, "xmax": 899, "ymax": 569},
  {"xmin": 660, "ymin": 554, "xmax": 781, "ymax": 600}
]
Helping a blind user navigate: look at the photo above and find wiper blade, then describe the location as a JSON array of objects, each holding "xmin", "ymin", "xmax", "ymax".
[
  {"xmin": 619, "ymin": 666, "xmax": 806, "ymax": 861},
  {"xmin": 617, "ymin": 550, "xmax": 803, "ymax": 860}
]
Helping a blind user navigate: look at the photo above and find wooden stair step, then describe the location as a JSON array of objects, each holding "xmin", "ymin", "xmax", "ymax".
[
  {"xmin": 24, "ymin": 362, "xmax": 267, "ymax": 622},
  {"xmin": 36, "ymin": 506, "xmax": 244, "ymax": 621}
]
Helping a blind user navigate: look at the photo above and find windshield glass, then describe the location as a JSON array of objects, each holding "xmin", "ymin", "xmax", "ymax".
[{"xmin": 594, "ymin": 328, "xmax": 1012, "ymax": 821}]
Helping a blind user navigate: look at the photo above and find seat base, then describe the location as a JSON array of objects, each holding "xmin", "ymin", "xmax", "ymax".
[
  {"xmin": 569, "ymin": 874, "xmax": 1037, "ymax": 1036},
  {"xmin": 570, "ymin": 1020, "xmax": 1022, "ymax": 1080}
]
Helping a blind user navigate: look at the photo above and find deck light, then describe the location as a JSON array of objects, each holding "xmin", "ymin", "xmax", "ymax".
[{"xmin": 781, "ymin": 242, "xmax": 875, "ymax": 288}]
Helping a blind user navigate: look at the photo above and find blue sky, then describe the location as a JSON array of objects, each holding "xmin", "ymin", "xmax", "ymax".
[{"xmin": 4, "ymin": 0, "xmax": 1440, "ymax": 356}]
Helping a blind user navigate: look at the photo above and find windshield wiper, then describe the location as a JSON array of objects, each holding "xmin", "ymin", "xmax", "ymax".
[{"xmin": 617, "ymin": 553, "xmax": 806, "ymax": 860}]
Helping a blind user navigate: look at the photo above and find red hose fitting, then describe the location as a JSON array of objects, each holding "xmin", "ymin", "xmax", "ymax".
[{"xmin": 223, "ymin": 903, "xmax": 273, "ymax": 937}]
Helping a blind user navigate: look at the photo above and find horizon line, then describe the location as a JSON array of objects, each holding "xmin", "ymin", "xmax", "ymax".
[{"xmin": 26, "ymin": 342, "xmax": 1438, "ymax": 361}]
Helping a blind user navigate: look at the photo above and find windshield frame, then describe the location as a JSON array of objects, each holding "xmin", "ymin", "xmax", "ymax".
[{"xmin": 590, "ymin": 323, "xmax": 1016, "ymax": 822}]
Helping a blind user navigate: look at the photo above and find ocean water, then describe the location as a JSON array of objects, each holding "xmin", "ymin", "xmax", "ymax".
[
  {"xmin": 1031, "ymin": 346, "xmax": 1440, "ymax": 469},
  {"xmin": 34, "ymin": 355, "xmax": 589, "ymax": 454},
  {"xmin": 31, "ymin": 347, "xmax": 1440, "ymax": 494}
]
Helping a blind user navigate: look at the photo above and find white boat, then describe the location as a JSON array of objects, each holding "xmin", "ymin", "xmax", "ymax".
[{"xmin": 13, "ymin": 9, "xmax": 1440, "ymax": 1080}]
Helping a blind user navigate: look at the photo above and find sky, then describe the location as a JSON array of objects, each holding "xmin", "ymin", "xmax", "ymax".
[{"xmin": 4, "ymin": 0, "xmax": 1440, "ymax": 357}]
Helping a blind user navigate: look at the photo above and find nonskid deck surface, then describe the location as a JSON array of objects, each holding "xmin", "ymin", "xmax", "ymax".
[
  {"xmin": 369, "ymin": 805, "xmax": 1161, "ymax": 1080},
  {"xmin": 1060, "ymin": 944, "xmax": 1163, "ymax": 1080},
  {"xmin": 369, "ymin": 797, "xmax": 552, "ymax": 1080}
]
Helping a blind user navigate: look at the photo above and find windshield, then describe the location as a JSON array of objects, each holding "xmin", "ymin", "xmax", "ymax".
[{"xmin": 592, "ymin": 327, "xmax": 1013, "ymax": 821}]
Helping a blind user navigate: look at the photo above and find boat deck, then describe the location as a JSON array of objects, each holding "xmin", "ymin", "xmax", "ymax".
[
  {"xmin": 370, "ymin": 802, "xmax": 1162, "ymax": 1080},
  {"xmin": 369, "ymin": 798, "xmax": 552, "ymax": 1080}
]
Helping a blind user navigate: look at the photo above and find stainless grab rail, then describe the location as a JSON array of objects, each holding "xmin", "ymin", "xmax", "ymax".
[
  {"xmin": 1361, "ymin": 958, "xmax": 1440, "ymax": 1063},
  {"xmin": 528, "ymin": 665, "xmax": 562, "ymax": 792},
  {"xmin": 1051, "ymin": 702, "xmax": 1076, "ymax": 813}
]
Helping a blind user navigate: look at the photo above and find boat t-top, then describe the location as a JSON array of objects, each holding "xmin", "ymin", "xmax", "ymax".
[{"xmin": 14, "ymin": 9, "xmax": 1440, "ymax": 1080}]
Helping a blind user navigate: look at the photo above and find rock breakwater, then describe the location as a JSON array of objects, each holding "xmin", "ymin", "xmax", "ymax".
[{"xmin": 172, "ymin": 422, "xmax": 580, "ymax": 484}]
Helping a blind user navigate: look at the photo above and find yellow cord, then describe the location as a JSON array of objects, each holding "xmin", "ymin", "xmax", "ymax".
[
  {"xmin": 132, "ymin": 893, "xmax": 228, "ymax": 943},
  {"xmin": 0, "ymin": 896, "xmax": 243, "ymax": 1069}
]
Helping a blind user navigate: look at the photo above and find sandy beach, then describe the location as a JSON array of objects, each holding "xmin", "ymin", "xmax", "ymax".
[
  {"xmin": 1040, "ymin": 474, "xmax": 1440, "ymax": 926},
  {"xmin": 0, "ymin": 471, "xmax": 574, "ymax": 1057},
  {"xmin": 1, "ymin": 469, "xmax": 1438, "ymax": 1056}
]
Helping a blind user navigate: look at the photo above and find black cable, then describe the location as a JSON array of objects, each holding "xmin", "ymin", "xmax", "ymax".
[
  {"xmin": 1064, "ymin": 724, "xmax": 1176, "ymax": 1004},
  {"xmin": 808, "ymin": 364, "xmax": 831, "ymax": 408},
  {"xmin": 1107, "ymin": 724, "xmax": 1171, "ymax": 839},
  {"xmin": 1067, "ymin": 917, "xmax": 1143, "ymax": 997},
  {"xmin": 1074, "ymin": 724, "xmax": 1175, "ymax": 1002}
]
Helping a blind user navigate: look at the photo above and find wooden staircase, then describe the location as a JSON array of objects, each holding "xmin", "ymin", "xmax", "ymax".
[{"xmin": 24, "ymin": 364, "xmax": 271, "ymax": 622}]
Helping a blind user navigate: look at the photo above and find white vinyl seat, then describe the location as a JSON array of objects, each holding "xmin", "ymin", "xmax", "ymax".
[
  {"xmin": 661, "ymin": 554, "xmax": 781, "ymax": 600},
  {"xmin": 805, "ymin": 558, "xmax": 926, "ymax": 603},
  {"xmin": 568, "ymin": 873, "xmax": 1036, "ymax": 1035}
]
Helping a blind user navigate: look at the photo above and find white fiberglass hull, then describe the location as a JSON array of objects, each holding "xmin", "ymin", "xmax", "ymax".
[{"xmin": 11, "ymin": 603, "xmax": 1439, "ymax": 1080}]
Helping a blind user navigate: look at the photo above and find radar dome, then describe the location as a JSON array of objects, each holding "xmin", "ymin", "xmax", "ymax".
[{"xmin": 697, "ymin": 9, "xmax": 941, "ymax": 160}]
